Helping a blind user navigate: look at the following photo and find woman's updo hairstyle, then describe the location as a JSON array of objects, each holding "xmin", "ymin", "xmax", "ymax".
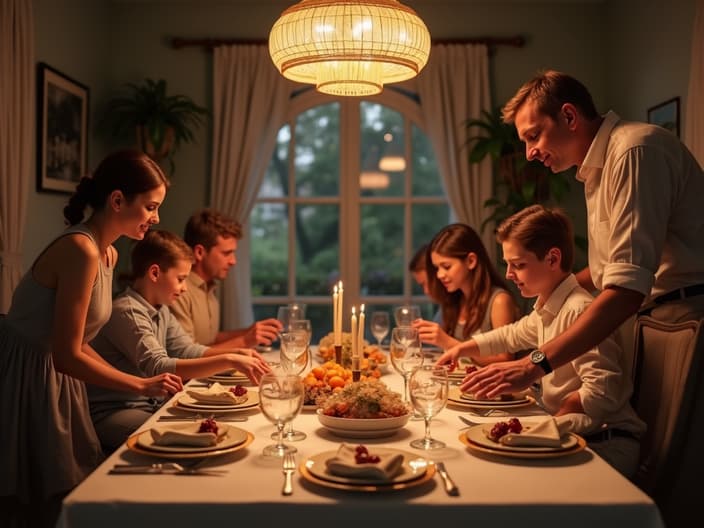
[{"xmin": 63, "ymin": 149, "xmax": 169, "ymax": 225}]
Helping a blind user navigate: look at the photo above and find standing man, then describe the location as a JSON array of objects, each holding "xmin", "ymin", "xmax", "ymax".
[
  {"xmin": 465, "ymin": 70, "xmax": 704, "ymax": 398},
  {"xmin": 170, "ymin": 208, "xmax": 282, "ymax": 348}
]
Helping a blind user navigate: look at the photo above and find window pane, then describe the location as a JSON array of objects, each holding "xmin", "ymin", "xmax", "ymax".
[
  {"xmin": 411, "ymin": 203, "xmax": 451, "ymax": 297},
  {"xmin": 360, "ymin": 102, "xmax": 405, "ymax": 197},
  {"xmin": 360, "ymin": 204, "xmax": 404, "ymax": 295},
  {"xmin": 259, "ymin": 125, "xmax": 290, "ymax": 198},
  {"xmin": 412, "ymin": 123, "xmax": 444, "ymax": 196},
  {"xmin": 295, "ymin": 103, "xmax": 340, "ymax": 197},
  {"xmin": 296, "ymin": 204, "xmax": 339, "ymax": 295},
  {"xmin": 250, "ymin": 203, "xmax": 288, "ymax": 295}
]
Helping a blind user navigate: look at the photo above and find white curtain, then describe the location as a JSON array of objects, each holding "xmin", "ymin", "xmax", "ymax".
[
  {"xmin": 210, "ymin": 45, "xmax": 292, "ymax": 329},
  {"xmin": 415, "ymin": 44, "xmax": 494, "ymax": 260},
  {"xmin": 0, "ymin": 0, "xmax": 34, "ymax": 313},
  {"xmin": 684, "ymin": 0, "xmax": 704, "ymax": 165}
]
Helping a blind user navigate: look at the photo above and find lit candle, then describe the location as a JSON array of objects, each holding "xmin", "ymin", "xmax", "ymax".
[
  {"xmin": 333, "ymin": 285, "xmax": 339, "ymax": 344},
  {"xmin": 350, "ymin": 306, "xmax": 357, "ymax": 361},
  {"xmin": 357, "ymin": 304, "xmax": 365, "ymax": 359},
  {"xmin": 337, "ymin": 281, "xmax": 343, "ymax": 344}
]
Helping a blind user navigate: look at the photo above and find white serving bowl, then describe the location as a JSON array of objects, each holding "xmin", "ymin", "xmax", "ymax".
[{"xmin": 316, "ymin": 409, "xmax": 410, "ymax": 433}]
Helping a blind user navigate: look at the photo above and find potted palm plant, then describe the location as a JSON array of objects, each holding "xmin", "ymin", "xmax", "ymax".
[{"xmin": 100, "ymin": 78, "xmax": 209, "ymax": 174}]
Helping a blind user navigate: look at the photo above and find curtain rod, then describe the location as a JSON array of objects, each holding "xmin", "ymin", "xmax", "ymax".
[{"xmin": 170, "ymin": 36, "xmax": 525, "ymax": 51}]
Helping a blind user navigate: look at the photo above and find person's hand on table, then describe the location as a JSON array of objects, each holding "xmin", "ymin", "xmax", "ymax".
[
  {"xmin": 142, "ymin": 373, "xmax": 183, "ymax": 398},
  {"xmin": 232, "ymin": 354, "xmax": 272, "ymax": 384}
]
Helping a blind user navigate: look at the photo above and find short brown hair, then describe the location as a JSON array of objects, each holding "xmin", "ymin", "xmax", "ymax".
[
  {"xmin": 183, "ymin": 208, "xmax": 242, "ymax": 250},
  {"xmin": 130, "ymin": 230, "xmax": 193, "ymax": 278},
  {"xmin": 496, "ymin": 205, "xmax": 574, "ymax": 272},
  {"xmin": 502, "ymin": 70, "xmax": 599, "ymax": 124},
  {"xmin": 408, "ymin": 244, "xmax": 429, "ymax": 272}
]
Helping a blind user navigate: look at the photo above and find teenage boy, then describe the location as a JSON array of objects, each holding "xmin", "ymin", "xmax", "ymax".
[{"xmin": 436, "ymin": 205, "xmax": 645, "ymax": 478}]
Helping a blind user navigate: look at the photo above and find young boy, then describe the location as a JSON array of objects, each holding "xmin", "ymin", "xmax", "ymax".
[
  {"xmin": 436, "ymin": 205, "xmax": 645, "ymax": 478},
  {"xmin": 88, "ymin": 230, "xmax": 271, "ymax": 452}
]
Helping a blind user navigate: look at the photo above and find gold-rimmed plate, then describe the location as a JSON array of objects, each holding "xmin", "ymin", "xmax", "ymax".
[
  {"xmin": 206, "ymin": 371, "xmax": 251, "ymax": 385},
  {"xmin": 300, "ymin": 449, "xmax": 434, "ymax": 491},
  {"xmin": 175, "ymin": 391, "xmax": 260, "ymax": 412},
  {"xmin": 126, "ymin": 429, "xmax": 254, "ymax": 459},
  {"xmin": 135, "ymin": 423, "xmax": 248, "ymax": 454},
  {"xmin": 448, "ymin": 387, "xmax": 534, "ymax": 409},
  {"xmin": 459, "ymin": 426, "xmax": 586, "ymax": 459}
]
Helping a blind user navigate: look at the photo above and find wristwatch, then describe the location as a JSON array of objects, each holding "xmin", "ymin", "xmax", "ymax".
[{"xmin": 530, "ymin": 349, "xmax": 552, "ymax": 374}]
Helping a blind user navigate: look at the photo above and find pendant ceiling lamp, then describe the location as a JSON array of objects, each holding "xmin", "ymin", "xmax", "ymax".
[{"xmin": 269, "ymin": 0, "xmax": 431, "ymax": 97}]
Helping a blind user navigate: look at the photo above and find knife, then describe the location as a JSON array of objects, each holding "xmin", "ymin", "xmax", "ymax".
[
  {"xmin": 110, "ymin": 464, "xmax": 225, "ymax": 476},
  {"xmin": 157, "ymin": 416, "xmax": 248, "ymax": 422},
  {"xmin": 435, "ymin": 462, "xmax": 459, "ymax": 496}
]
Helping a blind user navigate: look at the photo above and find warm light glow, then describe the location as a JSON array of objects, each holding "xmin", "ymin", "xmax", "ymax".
[
  {"xmin": 378, "ymin": 154, "xmax": 406, "ymax": 172},
  {"xmin": 269, "ymin": 0, "xmax": 431, "ymax": 96},
  {"xmin": 360, "ymin": 170, "xmax": 390, "ymax": 189}
]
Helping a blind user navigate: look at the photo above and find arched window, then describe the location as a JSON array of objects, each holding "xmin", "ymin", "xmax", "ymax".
[{"xmin": 250, "ymin": 88, "xmax": 453, "ymax": 341}]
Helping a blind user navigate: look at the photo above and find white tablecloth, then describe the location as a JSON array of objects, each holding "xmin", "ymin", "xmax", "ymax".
[{"xmin": 58, "ymin": 350, "xmax": 664, "ymax": 528}]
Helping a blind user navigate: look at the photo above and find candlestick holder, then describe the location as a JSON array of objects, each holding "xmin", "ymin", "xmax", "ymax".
[
  {"xmin": 334, "ymin": 344, "xmax": 342, "ymax": 365},
  {"xmin": 351, "ymin": 356, "xmax": 361, "ymax": 382}
]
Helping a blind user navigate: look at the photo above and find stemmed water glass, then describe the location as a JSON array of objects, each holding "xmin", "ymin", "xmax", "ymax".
[
  {"xmin": 276, "ymin": 303, "xmax": 307, "ymax": 332},
  {"xmin": 370, "ymin": 311, "xmax": 390, "ymax": 348},
  {"xmin": 393, "ymin": 304, "xmax": 421, "ymax": 327},
  {"xmin": 259, "ymin": 372, "xmax": 304, "ymax": 457},
  {"xmin": 409, "ymin": 365, "xmax": 449, "ymax": 450},
  {"xmin": 274, "ymin": 327, "xmax": 311, "ymax": 442},
  {"xmin": 389, "ymin": 326, "xmax": 424, "ymax": 412}
]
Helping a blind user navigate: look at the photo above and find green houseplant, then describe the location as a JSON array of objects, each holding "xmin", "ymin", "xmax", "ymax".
[{"xmin": 100, "ymin": 78, "xmax": 209, "ymax": 174}]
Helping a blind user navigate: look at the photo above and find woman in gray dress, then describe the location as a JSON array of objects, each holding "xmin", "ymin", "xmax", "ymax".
[{"xmin": 0, "ymin": 150, "xmax": 183, "ymax": 527}]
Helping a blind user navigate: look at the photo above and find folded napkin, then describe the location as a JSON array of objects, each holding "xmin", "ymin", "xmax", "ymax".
[
  {"xmin": 149, "ymin": 424, "xmax": 225, "ymax": 447},
  {"xmin": 496, "ymin": 417, "xmax": 563, "ymax": 448},
  {"xmin": 186, "ymin": 382, "xmax": 248, "ymax": 405},
  {"xmin": 325, "ymin": 443, "xmax": 404, "ymax": 481}
]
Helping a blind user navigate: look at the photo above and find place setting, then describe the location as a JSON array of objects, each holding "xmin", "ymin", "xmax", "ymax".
[
  {"xmin": 447, "ymin": 386, "xmax": 535, "ymax": 411},
  {"xmin": 124, "ymin": 416, "xmax": 254, "ymax": 460},
  {"xmin": 459, "ymin": 416, "xmax": 586, "ymax": 459},
  {"xmin": 203, "ymin": 369, "xmax": 252, "ymax": 385},
  {"xmin": 298, "ymin": 442, "xmax": 436, "ymax": 492},
  {"xmin": 170, "ymin": 381, "xmax": 260, "ymax": 414}
]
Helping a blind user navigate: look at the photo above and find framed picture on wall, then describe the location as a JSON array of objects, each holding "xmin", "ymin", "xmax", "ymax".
[
  {"xmin": 36, "ymin": 62, "xmax": 89, "ymax": 194},
  {"xmin": 647, "ymin": 96, "xmax": 680, "ymax": 138}
]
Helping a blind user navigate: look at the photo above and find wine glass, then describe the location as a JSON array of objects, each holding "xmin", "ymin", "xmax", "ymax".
[
  {"xmin": 409, "ymin": 365, "xmax": 449, "ymax": 449},
  {"xmin": 259, "ymin": 372, "xmax": 304, "ymax": 457},
  {"xmin": 276, "ymin": 303, "xmax": 307, "ymax": 333},
  {"xmin": 389, "ymin": 326, "xmax": 424, "ymax": 406},
  {"xmin": 275, "ymin": 328, "xmax": 311, "ymax": 442},
  {"xmin": 370, "ymin": 311, "xmax": 390, "ymax": 348},
  {"xmin": 393, "ymin": 304, "xmax": 421, "ymax": 327}
]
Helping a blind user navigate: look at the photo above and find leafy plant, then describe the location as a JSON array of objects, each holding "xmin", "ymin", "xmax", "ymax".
[
  {"xmin": 466, "ymin": 106, "xmax": 571, "ymax": 234},
  {"xmin": 100, "ymin": 78, "xmax": 209, "ymax": 173}
]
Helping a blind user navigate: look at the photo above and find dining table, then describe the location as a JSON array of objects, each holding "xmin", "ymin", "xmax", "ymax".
[{"xmin": 57, "ymin": 347, "xmax": 664, "ymax": 528}]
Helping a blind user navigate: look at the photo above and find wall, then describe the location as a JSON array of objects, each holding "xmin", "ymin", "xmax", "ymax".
[
  {"xmin": 26, "ymin": 0, "xmax": 696, "ymax": 274},
  {"xmin": 28, "ymin": 0, "xmax": 111, "ymax": 268}
]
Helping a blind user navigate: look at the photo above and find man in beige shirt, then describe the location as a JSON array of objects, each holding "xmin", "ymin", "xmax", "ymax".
[{"xmin": 170, "ymin": 209, "xmax": 281, "ymax": 347}]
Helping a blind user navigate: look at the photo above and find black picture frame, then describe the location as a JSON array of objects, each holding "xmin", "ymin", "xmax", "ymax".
[
  {"xmin": 36, "ymin": 62, "xmax": 89, "ymax": 194},
  {"xmin": 647, "ymin": 96, "xmax": 680, "ymax": 138}
]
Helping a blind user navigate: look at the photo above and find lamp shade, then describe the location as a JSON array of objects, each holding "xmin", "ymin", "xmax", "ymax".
[{"xmin": 269, "ymin": 0, "xmax": 431, "ymax": 96}]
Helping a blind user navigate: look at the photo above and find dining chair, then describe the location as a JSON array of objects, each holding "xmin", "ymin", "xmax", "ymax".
[{"xmin": 630, "ymin": 315, "xmax": 704, "ymax": 527}]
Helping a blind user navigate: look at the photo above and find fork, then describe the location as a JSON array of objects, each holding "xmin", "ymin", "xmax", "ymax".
[{"xmin": 282, "ymin": 453, "xmax": 296, "ymax": 496}]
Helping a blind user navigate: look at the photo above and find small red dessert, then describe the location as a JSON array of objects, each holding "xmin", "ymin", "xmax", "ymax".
[
  {"xmin": 354, "ymin": 444, "xmax": 381, "ymax": 464},
  {"xmin": 489, "ymin": 417, "xmax": 523, "ymax": 441},
  {"xmin": 230, "ymin": 385, "xmax": 247, "ymax": 397},
  {"xmin": 198, "ymin": 417, "xmax": 219, "ymax": 435}
]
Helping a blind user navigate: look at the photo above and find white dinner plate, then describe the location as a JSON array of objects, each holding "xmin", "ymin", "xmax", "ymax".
[
  {"xmin": 135, "ymin": 423, "xmax": 249, "ymax": 453},
  {"xmin": 304, "ymin": 448, "xmax": 430, "ymax": 486},
  {"xmin": 448, "ymin": 387, "xmax": 534, "ymax": 408}
]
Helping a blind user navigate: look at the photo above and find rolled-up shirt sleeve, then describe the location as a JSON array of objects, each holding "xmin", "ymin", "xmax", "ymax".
[{"xmin": 473, "ymin": 312, "xmax": 539, "ymax": 357}]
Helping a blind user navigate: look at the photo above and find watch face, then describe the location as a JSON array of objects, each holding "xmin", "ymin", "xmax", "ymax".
[{"xmin": 531, "ymin": 350, "xmax": 545, "ymax": 363}]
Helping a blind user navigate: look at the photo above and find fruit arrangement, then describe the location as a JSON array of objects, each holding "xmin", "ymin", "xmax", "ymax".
[
  {"xmin": 318, "ymin": 331, "xmax": 388, "ymax": 373},
  {"xmin": 354, "ymin": 444, "xmax": 381, "ymax": 464},
  {"xmin": 198, "ymin": 417, "xmax": 219, "ymax": 435},
  {"xmin": 488, "ymin": 417, "xmax": 523, "ymax": 442}
]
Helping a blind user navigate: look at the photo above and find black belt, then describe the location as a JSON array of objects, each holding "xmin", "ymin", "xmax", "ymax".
[
  {"xmin": 583, "ymin": 428, "xmax": 639, "ymax": 443},
  {"xmin": 652, "ymin": 283, "xmax": 704, "ymax": 305}
]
